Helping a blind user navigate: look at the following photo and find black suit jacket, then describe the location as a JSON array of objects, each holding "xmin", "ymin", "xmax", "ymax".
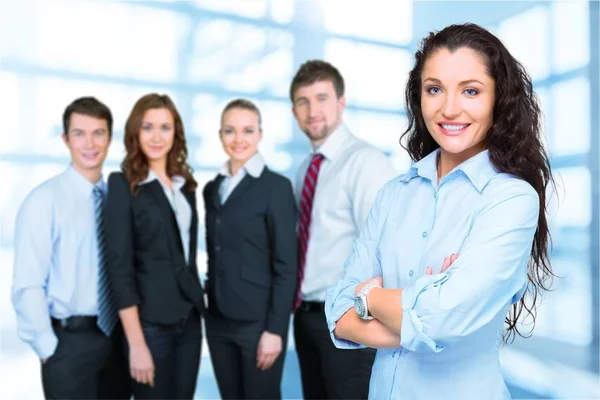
[
  {"xmin": 104, "ymin": 172, "xmax": 205, "ymax": 325},
  {"xmin": 203, "ymin": 167, "xmax": 297, "ymax": 337}
]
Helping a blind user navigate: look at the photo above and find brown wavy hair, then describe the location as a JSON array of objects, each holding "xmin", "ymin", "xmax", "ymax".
[
  {"xmin": 401, "ymin": 23, "xmax": 555, "ymax": 343},
  {"xmin": 121, "ymin": 93, "xmax": 197, "ymax": 193}
]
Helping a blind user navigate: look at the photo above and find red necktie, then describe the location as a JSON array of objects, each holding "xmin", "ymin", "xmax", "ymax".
[{"xmin": 295, "ymin": 153, "xmax": 325, "ymax": 310}]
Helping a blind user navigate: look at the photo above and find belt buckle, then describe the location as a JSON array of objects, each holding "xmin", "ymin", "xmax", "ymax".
[{"xmin": 59, "ymin": 319, "xmax": 69, "ymax": 330}]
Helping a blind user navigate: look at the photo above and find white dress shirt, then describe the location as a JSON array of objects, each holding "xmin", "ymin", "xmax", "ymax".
[
  {"xmin": 295, "ymin": 124, "xmax": 397, "ymax": 302},
  {"xmin": 218, "ymin": 152, "xmax": 265, "ymax": 203},
  {"xmin": 139, "ymin": 170, "xmax": 192, "ymax": 264},
  {"xmin": 12, "ymin": 165, "xmax": 105, "ymax": 358}
]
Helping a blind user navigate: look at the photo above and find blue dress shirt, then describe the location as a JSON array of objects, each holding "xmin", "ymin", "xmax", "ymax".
[
  {"xmin": 325, "ymin": 149, "xmax": 539, "ymax": 399},
  {"xmin": 11, "ymin": 165, "xmax": 106, "ymax": 359}
]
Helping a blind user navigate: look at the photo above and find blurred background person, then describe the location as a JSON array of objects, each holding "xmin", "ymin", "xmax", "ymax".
[
  {"xmin": 290, "ymin": 60, "xmax": 397, "ymax": 399},
  {"xmin": 104, "ymin": 93, "xmax": 205, "ymax": 399},
  {"xmin": 203, "ymin": 99, "xmax": 297, "ymax": 399},
  {"xmin": 11, "ymin": 97, "xmax": 130, "ymax": 399}
]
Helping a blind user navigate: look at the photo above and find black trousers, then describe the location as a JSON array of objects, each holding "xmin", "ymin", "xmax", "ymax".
[
  {"xmin": 294, "ymin": 304, "xmax": 376, "ymax": 400},
  {"xmin": 41, "ymin": 321, "xmax": 130, "ymax": 400},
  {"xmin": 205, "ymin": 311, "xmax": 286, "ymax": 399},
  {"xmin": 131, "ymin": 307, "xmax": 202, "ymax": 400}
]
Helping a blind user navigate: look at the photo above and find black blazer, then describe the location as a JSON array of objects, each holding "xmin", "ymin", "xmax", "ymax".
[
  {"xmin": 104, "ymin": 172, "xmax": 205, "ymax": 325},
  {"xmin": 203, "ymin": 167, "xmax": 297, "ymax": 337}
]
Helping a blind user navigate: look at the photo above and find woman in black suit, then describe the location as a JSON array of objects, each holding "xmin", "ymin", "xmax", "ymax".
[
  {"xmin": 104, "ymin": 93, "xmax": 204, "ymax": 399},
  {"xmin": 203, "ymin": 99, "xmax": 297, "ymax": 399}
]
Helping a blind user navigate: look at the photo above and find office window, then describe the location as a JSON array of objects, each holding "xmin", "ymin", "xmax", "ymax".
[
  {"xmin": 554, "ymin": 167, "xmax": 592, "ymax": 228},
  {"xmin": 345, "ymin": 110, "xmax": 409, "ymax": 172},
  {"xmin": 497, "ymin": 6, "xmax": 551, "ymax": 81},
  {"xmin": 269, "ymin": 0, "xmax": 294, "ymax": 24},
  {"xmin": 325, "ymin": 39, "xmax": 411, "ymax": 110},
  {"xmin": 0, "ymin": 73, "xmax": 21, "ymax": 154},
  {"xmin": 31, "ymin": 1, "xmax": 189, "ymax": 81},
  {"xmin": 189, "ymin": 20, "xmax": 294, "ymax": 97},
  {"xmin": 551, "ymin": 77, "xmax": 590, "ymax": 156},
  {"xmin": 192, "ymin": 0, "xmax": 268, "ymax": 19},
  {"xmin": 552, "ymin": 1, "xmax": 590, "ymax": 74},
  {"xmin": 320, "ymin": 0, "xmax": 413, "ymax": 45}
]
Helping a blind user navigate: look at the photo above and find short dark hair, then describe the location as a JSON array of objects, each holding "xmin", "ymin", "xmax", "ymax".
[
  {"xmin": 289, "ymin": 60, "xmax": 345, "ymax": 102},
  {"xmin": 62, "ymin": 96, "xmax": 113, "ymax": 137},
  {"xmin": 221, "ymin": 98, "xmax": 262, "ymax": 129}
]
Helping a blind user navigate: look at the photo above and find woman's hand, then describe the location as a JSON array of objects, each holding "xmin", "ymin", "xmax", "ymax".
[
  {"xmin": 426, "ymin": 253, "xmax": 458, "ymax": 275},
  {"xmin": 354, "ymin": 254, "xmax": 457, "ymax": 297},
  {"xmin": 355, "ymin": 276, "xmax": 383, "ymax": 296},
  {"xmin": 256, "ymin": 331, "xmax": 282, "ymax": 371},
  {"xmin": 129, "ymin": 343, "xmax": 155, "ymax": 387}
]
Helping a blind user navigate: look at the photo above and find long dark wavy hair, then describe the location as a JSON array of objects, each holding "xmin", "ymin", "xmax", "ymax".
[
  {"xmin": 121, "ymin": 93, "xmax": 197, "ymax": 193},
  {"xmin": 401, "ymin": 23, "xmax": 555, "ymax": 343}
]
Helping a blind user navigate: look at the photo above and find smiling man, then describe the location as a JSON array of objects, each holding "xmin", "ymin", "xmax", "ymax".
[
  {"xmin": 11, "ymin": 97, "xmax": 130, "ymax": 399},
  {"xmin": 289, "ymin": 60, "xmax": 397, "ymax": 400}
]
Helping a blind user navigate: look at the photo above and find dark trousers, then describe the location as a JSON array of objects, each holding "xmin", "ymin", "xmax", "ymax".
[
  {"xmin": 294, "ymin": 304, "xmax": 376, "ymax": 400},
  {"xmin": 205, "ymin": 311, "xmax": 286, "ymax": 399},
  {"xmin": 41, "ymin": 321, "xmax": 130, "ymax": 400},
  {"xmin": 131, "ymin": 307, "xmax": 202, "ymax": 400}
]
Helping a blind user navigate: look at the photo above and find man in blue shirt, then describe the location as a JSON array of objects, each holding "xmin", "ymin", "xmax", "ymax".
[{"xmin": 11, "ymin": 97, "xmax": 130, "ymax": 399}]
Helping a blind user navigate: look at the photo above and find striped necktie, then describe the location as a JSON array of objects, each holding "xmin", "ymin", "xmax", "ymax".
[
  {"xmin": 294, "ymin": 153, "xmax": 325, "ymax": 310},
  {"xmin": 93, "ymin": 186, "xmax": 118, "ymax": 336}
]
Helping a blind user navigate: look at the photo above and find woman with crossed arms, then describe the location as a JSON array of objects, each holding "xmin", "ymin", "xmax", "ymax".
[{"xmin": 326, "ymin": 23, "xmax": 555, "ymax": 400}]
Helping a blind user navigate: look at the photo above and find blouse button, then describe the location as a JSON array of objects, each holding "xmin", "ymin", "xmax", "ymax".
[
  {"xmin": 409, "ymin": 270, "xmax": 414, "ymax": 277},
  {"xmin": 422, "ymin": 231, "xmax": 428, "ymax": 238}
]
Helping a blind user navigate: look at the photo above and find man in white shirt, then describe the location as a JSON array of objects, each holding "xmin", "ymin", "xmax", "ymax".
[
  {"xmin": 12, "ymin": 97, "xmax": 130, "ymax": 399},
  {"xmin": 290, "ymin": 60, "xmax": 397, "ymax": 399}
]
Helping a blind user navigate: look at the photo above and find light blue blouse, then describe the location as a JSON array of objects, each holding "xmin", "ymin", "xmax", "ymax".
[{"xmin": 325, "ymin": 149, "xmax": 539, "ymax": 399}]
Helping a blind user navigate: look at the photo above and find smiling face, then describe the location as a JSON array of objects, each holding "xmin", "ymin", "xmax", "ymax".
[
  {"xmin": 62, "ymin": 112, "xmax": 111, "ymax": 179},
  {"xmin": 421, "ymin": 47, "xmax": 495, "ymax": 166},
  {"xmin": 292, "ymin": 80, "xmax": 345, "ymax": 148},
  {"xmin": 138, "ymin": 107, "xmax": 175, "ymax": 167},
  {"xmin": 220, "ymin": 107, "xmax": 262, "ymax": 165}
]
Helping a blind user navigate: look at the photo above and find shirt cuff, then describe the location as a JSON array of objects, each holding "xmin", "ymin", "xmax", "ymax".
[
  {"xmin": 400, "ymin": 273, "xmax": 449, "ymax": 353},
  {"xmin": 325, "ymin": 287, "xmax": 366, "ymax": 350},
  {"xmin": 33, "ymin": 330, "xmax": 59, "ymax": 360}
]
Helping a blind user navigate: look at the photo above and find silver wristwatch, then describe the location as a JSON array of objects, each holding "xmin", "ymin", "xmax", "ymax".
[{"xmin": 354, "ymin": 283, "xmax": 380, "ymax": 320}]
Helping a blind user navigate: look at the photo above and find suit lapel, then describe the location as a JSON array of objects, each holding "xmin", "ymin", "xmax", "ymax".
[
  {"xmin": 222, "ymin": 174, "xmax": 254, "ymax": 209},
  {"xmin": 211, "ymin": 175, "xmax": 225, "ymax": 211},
  {"xmin": 146, "ymin": 181, "xmax": 186, "ymax": 266},
  {"xmin": 181, "ymin": 188, "xmax": 197, "ymax": 268}
]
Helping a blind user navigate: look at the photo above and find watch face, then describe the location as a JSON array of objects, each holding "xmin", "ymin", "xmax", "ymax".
[{"xmin": 354, "ymin": 297, "xmax": 365, "ymax": 317}]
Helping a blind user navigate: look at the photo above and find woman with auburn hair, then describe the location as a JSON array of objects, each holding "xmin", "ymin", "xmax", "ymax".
[
  {"xmin": 326, "ymin": 23, "xmax": 555, "ymax": 399},
  {"xmin": 104, "ymin": 93, "xmax": 204, "ymax": 399}
]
